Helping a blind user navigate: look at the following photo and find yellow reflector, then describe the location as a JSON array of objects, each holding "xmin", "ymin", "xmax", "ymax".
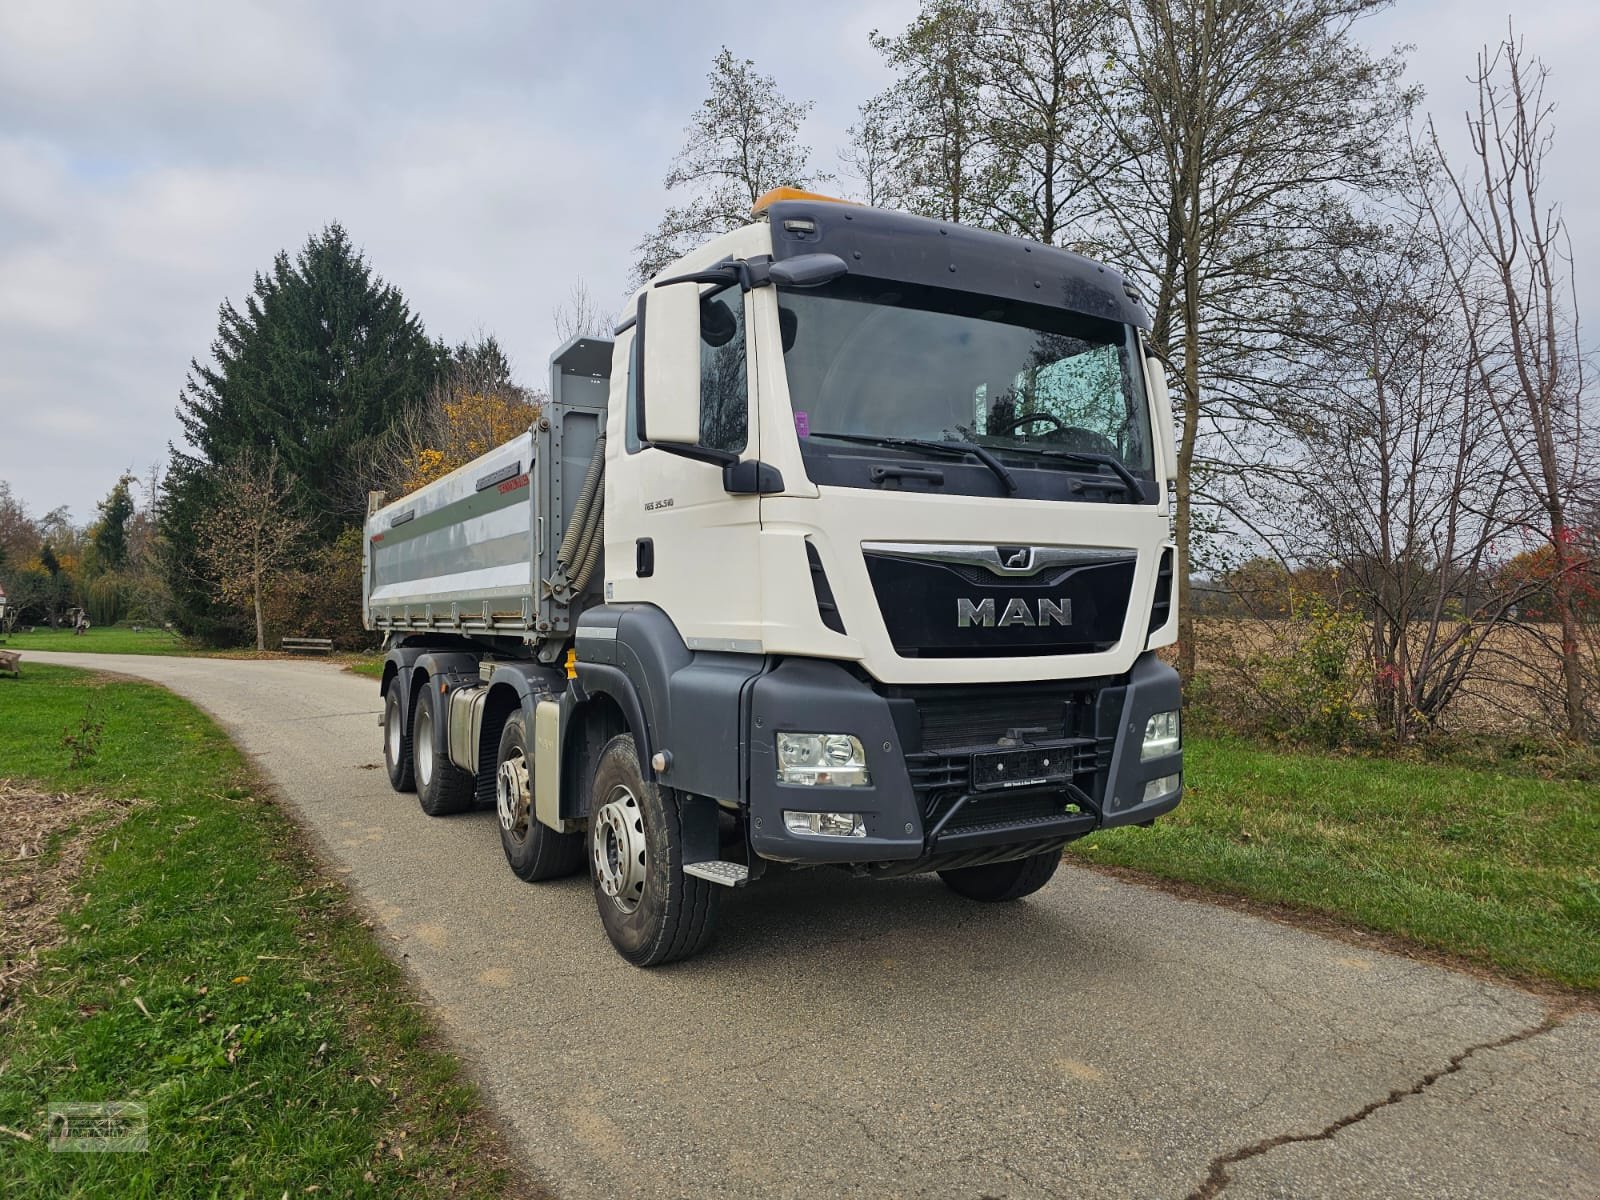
[
  {"xmin": 565, "ymin": 648, "xmax": 578, "ymax": 680},
  {"xmin": 751, "ymin": 186, "xmax": 858, "ymax": 216}
]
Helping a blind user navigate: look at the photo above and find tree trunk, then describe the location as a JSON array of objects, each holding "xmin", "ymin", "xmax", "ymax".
[
  {"xmin": 1175, "ymin": 253, "xmax": 1202, "ymax": 684},
  {"xmin": 253, "ymin": 578, "xmax": 266, "ymax": 652},
  {"xmin": 1549, "ymin": 520, "xmax": 1587, "ymax": 740}
]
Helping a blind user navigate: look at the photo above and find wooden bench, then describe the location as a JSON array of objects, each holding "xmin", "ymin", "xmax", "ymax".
[
  {"xmin": 0, "ymin": 650, "xmax": 20, "ymax": 678},
  {"xmin": 281, "ymin": 637, "xmax": 334, "ymax": 655}
]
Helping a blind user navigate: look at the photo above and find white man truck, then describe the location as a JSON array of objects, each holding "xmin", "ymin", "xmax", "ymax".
[{"xmin": 364, "ymin": 189, "xmax": 1183, "ymax": 966}]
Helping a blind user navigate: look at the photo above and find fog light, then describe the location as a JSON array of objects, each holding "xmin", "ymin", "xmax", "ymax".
[
  {"xmin": 776, "ymin": 732, "xmax": 871, "ymax": 787},
  {"xmin": 1142, "ymin": 710, "xmax": 1180, "ymax": 760},
  {"xmin": 784, "ymin": 810, "xmax": 867, "ymax": 838},
  {"xmin": 1142, "ymin": 773, "xmax": 1181, "ymax": 803}
]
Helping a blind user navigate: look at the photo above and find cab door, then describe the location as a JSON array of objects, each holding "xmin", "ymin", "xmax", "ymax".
[{"xmin": 604, "ymin": 284, "xmax": 765, "ymax": 651}]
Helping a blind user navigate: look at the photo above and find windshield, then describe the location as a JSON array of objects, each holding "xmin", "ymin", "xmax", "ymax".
[{"xmin": 778, "ymin": 279, "xmax": 1154, "ymax": 499}]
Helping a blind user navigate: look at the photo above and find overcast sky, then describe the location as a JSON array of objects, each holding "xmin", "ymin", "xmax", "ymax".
[{"xmin": 2, "ymin": 0, "xmax": 1594, "ymax": 522}]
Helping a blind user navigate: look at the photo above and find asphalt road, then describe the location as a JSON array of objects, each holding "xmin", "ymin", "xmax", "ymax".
[{"xmin": 28, "ymin": 651, "xmax": 1600, "ymax": 1199}]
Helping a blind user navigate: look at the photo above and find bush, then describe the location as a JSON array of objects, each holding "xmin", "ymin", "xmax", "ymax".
[
  {"xmin": 1203, "ymin": 598, "xmax": 1371, "ymax": 747},
  {"xmin": 261, "ymin": 527, "xmax": 376, "ymax": 651}
]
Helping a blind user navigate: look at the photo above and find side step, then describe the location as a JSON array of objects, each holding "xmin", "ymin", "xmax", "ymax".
[{"xmin": 684, "ymin": 861, "xmax": 750, "ymax": 887}]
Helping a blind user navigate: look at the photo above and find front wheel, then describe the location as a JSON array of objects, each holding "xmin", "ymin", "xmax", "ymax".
[
  {"xmin": 938, "ymin": 850, "xmax": 1061, "ymax": 901},
  {"xmin": 382, "ymin": 689, "xmax": 414, "ymax": 792},
  {"xmin": 496, "ymin": 711, "xmax": 584, "ymax": 881},
  {"xmin": 589, "ymin": 734, "xmax": 720, "ymax": 967}
]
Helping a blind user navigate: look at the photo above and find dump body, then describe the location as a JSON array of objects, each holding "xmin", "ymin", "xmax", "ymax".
[{"xmin": 363, "ymin": 337, "xmax": 611, "ymax": 645}]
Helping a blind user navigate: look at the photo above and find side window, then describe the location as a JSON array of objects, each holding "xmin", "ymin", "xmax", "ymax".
[{"xmin": 699, "ymin": 285, "xmax": 748, "ymax": 454}]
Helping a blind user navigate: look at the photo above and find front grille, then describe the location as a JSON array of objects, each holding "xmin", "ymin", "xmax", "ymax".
[
  {"xmin": 906, "ymin": 739, "xmax": 1102, "ymax": 796},
  {"xmin": 862, "ymin": 548, "xmax": 1135, "ymax": 658},
  {"xmin": 884, "ymin": 680, "xmax": 1115, "ymax": 841},
  {"xmin": 896, "ymin": 678, "xmax": 1114, "ymax": 750}
]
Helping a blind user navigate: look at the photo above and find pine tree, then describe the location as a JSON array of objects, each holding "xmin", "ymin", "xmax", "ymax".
[
  {"xmin": 91, "ymin": 474, "xmax": 137, "ymax": 573},
  {"xmin": 161, "ymin": 223, "xmax": 444, "ymax": 642}
]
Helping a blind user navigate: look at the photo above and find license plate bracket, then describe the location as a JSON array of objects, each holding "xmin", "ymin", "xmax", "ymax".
[{"xmin": 971, "ymin": 747, "xmax": 1074, "ymax": 792}]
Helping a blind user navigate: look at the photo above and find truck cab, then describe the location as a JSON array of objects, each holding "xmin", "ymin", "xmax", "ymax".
[{"xmin": 366, "ymin": 189, "xmax": 1182, "ymax": 966}]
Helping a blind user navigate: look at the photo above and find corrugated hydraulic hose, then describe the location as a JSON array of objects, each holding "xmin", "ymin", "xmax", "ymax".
[
  {"xmin": 558, "ymin": 433, "xmax": 606, "ymax": 566},
  {"xmin": 571, "ymin": 513, "xmax": 604, "ymax": 591},
  {"xmin": 556, "ymin": 434, "xmax": 606, "ymax": 596}
]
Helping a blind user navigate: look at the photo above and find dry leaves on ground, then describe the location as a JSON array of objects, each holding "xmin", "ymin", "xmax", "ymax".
[{"xmin": 0, "ymin": 780, "xmax": 116, "ymax": 1018}]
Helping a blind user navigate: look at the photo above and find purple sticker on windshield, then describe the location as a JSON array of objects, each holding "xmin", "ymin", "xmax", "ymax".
[{"xmin": 794, "ymin": 410, "xmax": 810, "ymax": 438}]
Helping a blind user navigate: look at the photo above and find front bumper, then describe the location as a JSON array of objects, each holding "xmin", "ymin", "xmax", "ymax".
[{"xmin": 746, "ymin": 652, "xmax": 1182, "ymax": 865}]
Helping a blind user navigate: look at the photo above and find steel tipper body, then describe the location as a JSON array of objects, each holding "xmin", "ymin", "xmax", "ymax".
[{"xmin": 366, "ymin": 189, "xmax": 1183, "ymax": 965}]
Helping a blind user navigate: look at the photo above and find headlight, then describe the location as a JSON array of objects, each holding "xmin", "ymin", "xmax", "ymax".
[
  {"xmin": 776, "ymin": 732, "xmax": 871, "ymax": 787},
  {"xmin": 1141, "ymin": 711, "xmax": 1180, "ymax": 761}
]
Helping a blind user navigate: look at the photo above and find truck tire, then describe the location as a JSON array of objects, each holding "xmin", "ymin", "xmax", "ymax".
[
  {"xmin": 383, "ymin": 689, "xmax": 415, "ymax": 793},
  {"xmin": 589, "ymin": 734, "xmax": 720, "ymax": 967},
  {"xmin": 938, "ymin": 850, "xmax": 1061, "ymax": 902},
  {"xmin": 412, "ymin": 685, "xmax": 474, "ymax": 817},
  {"xmin": 496, "ymin": 711, "xmax": 584, "ymax": 881}
]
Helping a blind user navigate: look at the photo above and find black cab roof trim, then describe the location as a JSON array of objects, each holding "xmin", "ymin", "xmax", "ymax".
[{"xmin": 765, "ymin": 200, "xmax": 1151, "ymax": 331}]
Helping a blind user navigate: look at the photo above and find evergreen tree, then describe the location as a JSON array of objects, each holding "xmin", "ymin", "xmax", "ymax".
[
  {"xmin": 161, "ymin": 223, "xmax": 444, "ymax": 642},
  {"xmin": 92, "ymin": 473, "xmax": 137, "ymax": 572}
]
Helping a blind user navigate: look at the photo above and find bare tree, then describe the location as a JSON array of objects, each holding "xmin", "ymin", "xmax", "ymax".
[
  {"xmin": 196, "ymin": 448, "xmax": 309, "ymax": 651},
  {"xmin": 1268, "ymin": 205, "xmax": 1536, "ymax": 738},
  {"xmin": 979, "ymin": 0, "xmax": 1105, "ymax": 244},
  {"xmin": 1426, "ymin": 29, "xmax": 1593, "ymax": 739},
  {"xmin": 1077, "ymin": 0, "xmax": 1415, "ymax": 681},
  {"xmin": 553, "ymin": 279, "xmax": 614, "ymax": 344},
  {"xmin": 839, "ymin": 95, "xmax": 905, "ymax": 209},
  {"xmin": 866, "ymin": 0, "xmax": 1001, "ymax": 225},
  {"xmin": 632, "ymin": 48, "xmax": 820, "ymax": 285}
]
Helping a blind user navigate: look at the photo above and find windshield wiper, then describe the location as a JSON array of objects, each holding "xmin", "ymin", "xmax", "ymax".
[
  {"xmin": 987, "ymin": 445, "xmax": 1145, "ymax": 504},
  {"xmin": 808, "ymin": 432, "xmax": 1019, "ymax": 494}
]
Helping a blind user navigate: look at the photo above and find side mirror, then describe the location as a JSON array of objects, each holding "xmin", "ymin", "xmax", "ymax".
[
  {"xmin": 1145, "ymin": 356, "xmax": 1178, "ymax": 480},
  {"xmin": 642, "ymin": 282, "xmax": 702, "ymax": 444},
  {"xmin": 768, "ymin": 252, "xmax": 848, "ymax": 288}
]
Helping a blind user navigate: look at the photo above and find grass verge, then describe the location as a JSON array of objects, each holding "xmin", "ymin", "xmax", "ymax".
[
  {"xmin": 343, "ymin": 657, "xmax": 385, "ymax": 680},
  {"xmin": 2, "ymin": 626, "xmax": 385, "ymax": 680},
  {"xmin": 1070, "ymin": 735, "xmax": 1600, "ymax": 991},
  {"xmin": 1, "ymin": 627, "xmax": 194, "ymax": 656},
  {"xmin": 0, "ymin": 665, "xmax": 534, "ymax": 1198}
]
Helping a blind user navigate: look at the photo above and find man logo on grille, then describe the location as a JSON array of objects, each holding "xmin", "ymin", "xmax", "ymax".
[
  {"xmin": 957, "ymin": 598, "xmax": 1072, "ymax": 627},
  {"xmin": 998, "ymin": 546, "xmax": 1032, "ymax": 570}
]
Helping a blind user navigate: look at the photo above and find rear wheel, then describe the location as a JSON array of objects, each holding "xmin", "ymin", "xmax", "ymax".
[
  {"xmin": 589, "ymin": 734, "xmax": 720, "ymax": 967},
  {"xmin": 383, "ymin": 689, "xmax": 414, "ymax": 792},
  {"xmin": 412, "ymin": 684, "xmax": 474, "ymax": 816},
  {"xmin": 496, "ymin": 711, "xmax": 584, "ymax": 880},
  {"xmin": 938, "ymin": 850, "xmax": 1061, "ymax": 901}
]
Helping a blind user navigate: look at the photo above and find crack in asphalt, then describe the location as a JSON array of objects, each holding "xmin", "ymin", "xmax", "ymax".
[{"xmin": 1184, "ymin": 1005, "xmax": 1573, "ymax": 1200}]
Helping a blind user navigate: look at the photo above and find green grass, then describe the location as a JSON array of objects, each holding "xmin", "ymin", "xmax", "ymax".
[
  {"xmin": 1070, "ymin": 735, "xmax": 1600, "ymax": 991},
  {"xmin": 0, "ymin": 665, "xmax": 528, "ymax": 1197},
  {"xmin": 343, "ymin": 656, "xmax": 385, "ymax": 680},
  {"xmin": 1, "ymin": 626, "xmax": 195, "ymax": 655}
]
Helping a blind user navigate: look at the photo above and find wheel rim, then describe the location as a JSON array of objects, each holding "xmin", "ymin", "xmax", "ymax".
[
  {"xmin": 415, "ymin": 706, "xmax": 434, "ymax": 788},
  {"xmin": 497, "ymin": 749, "xmax": 530, "ymax": 839},
  {"xmin": 592, "ymin": 784, "xmax": 647, "ymax": 914},
  {"xmin": 386, "ymin": 699, "xmax": 402, "ymax": 765}
]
